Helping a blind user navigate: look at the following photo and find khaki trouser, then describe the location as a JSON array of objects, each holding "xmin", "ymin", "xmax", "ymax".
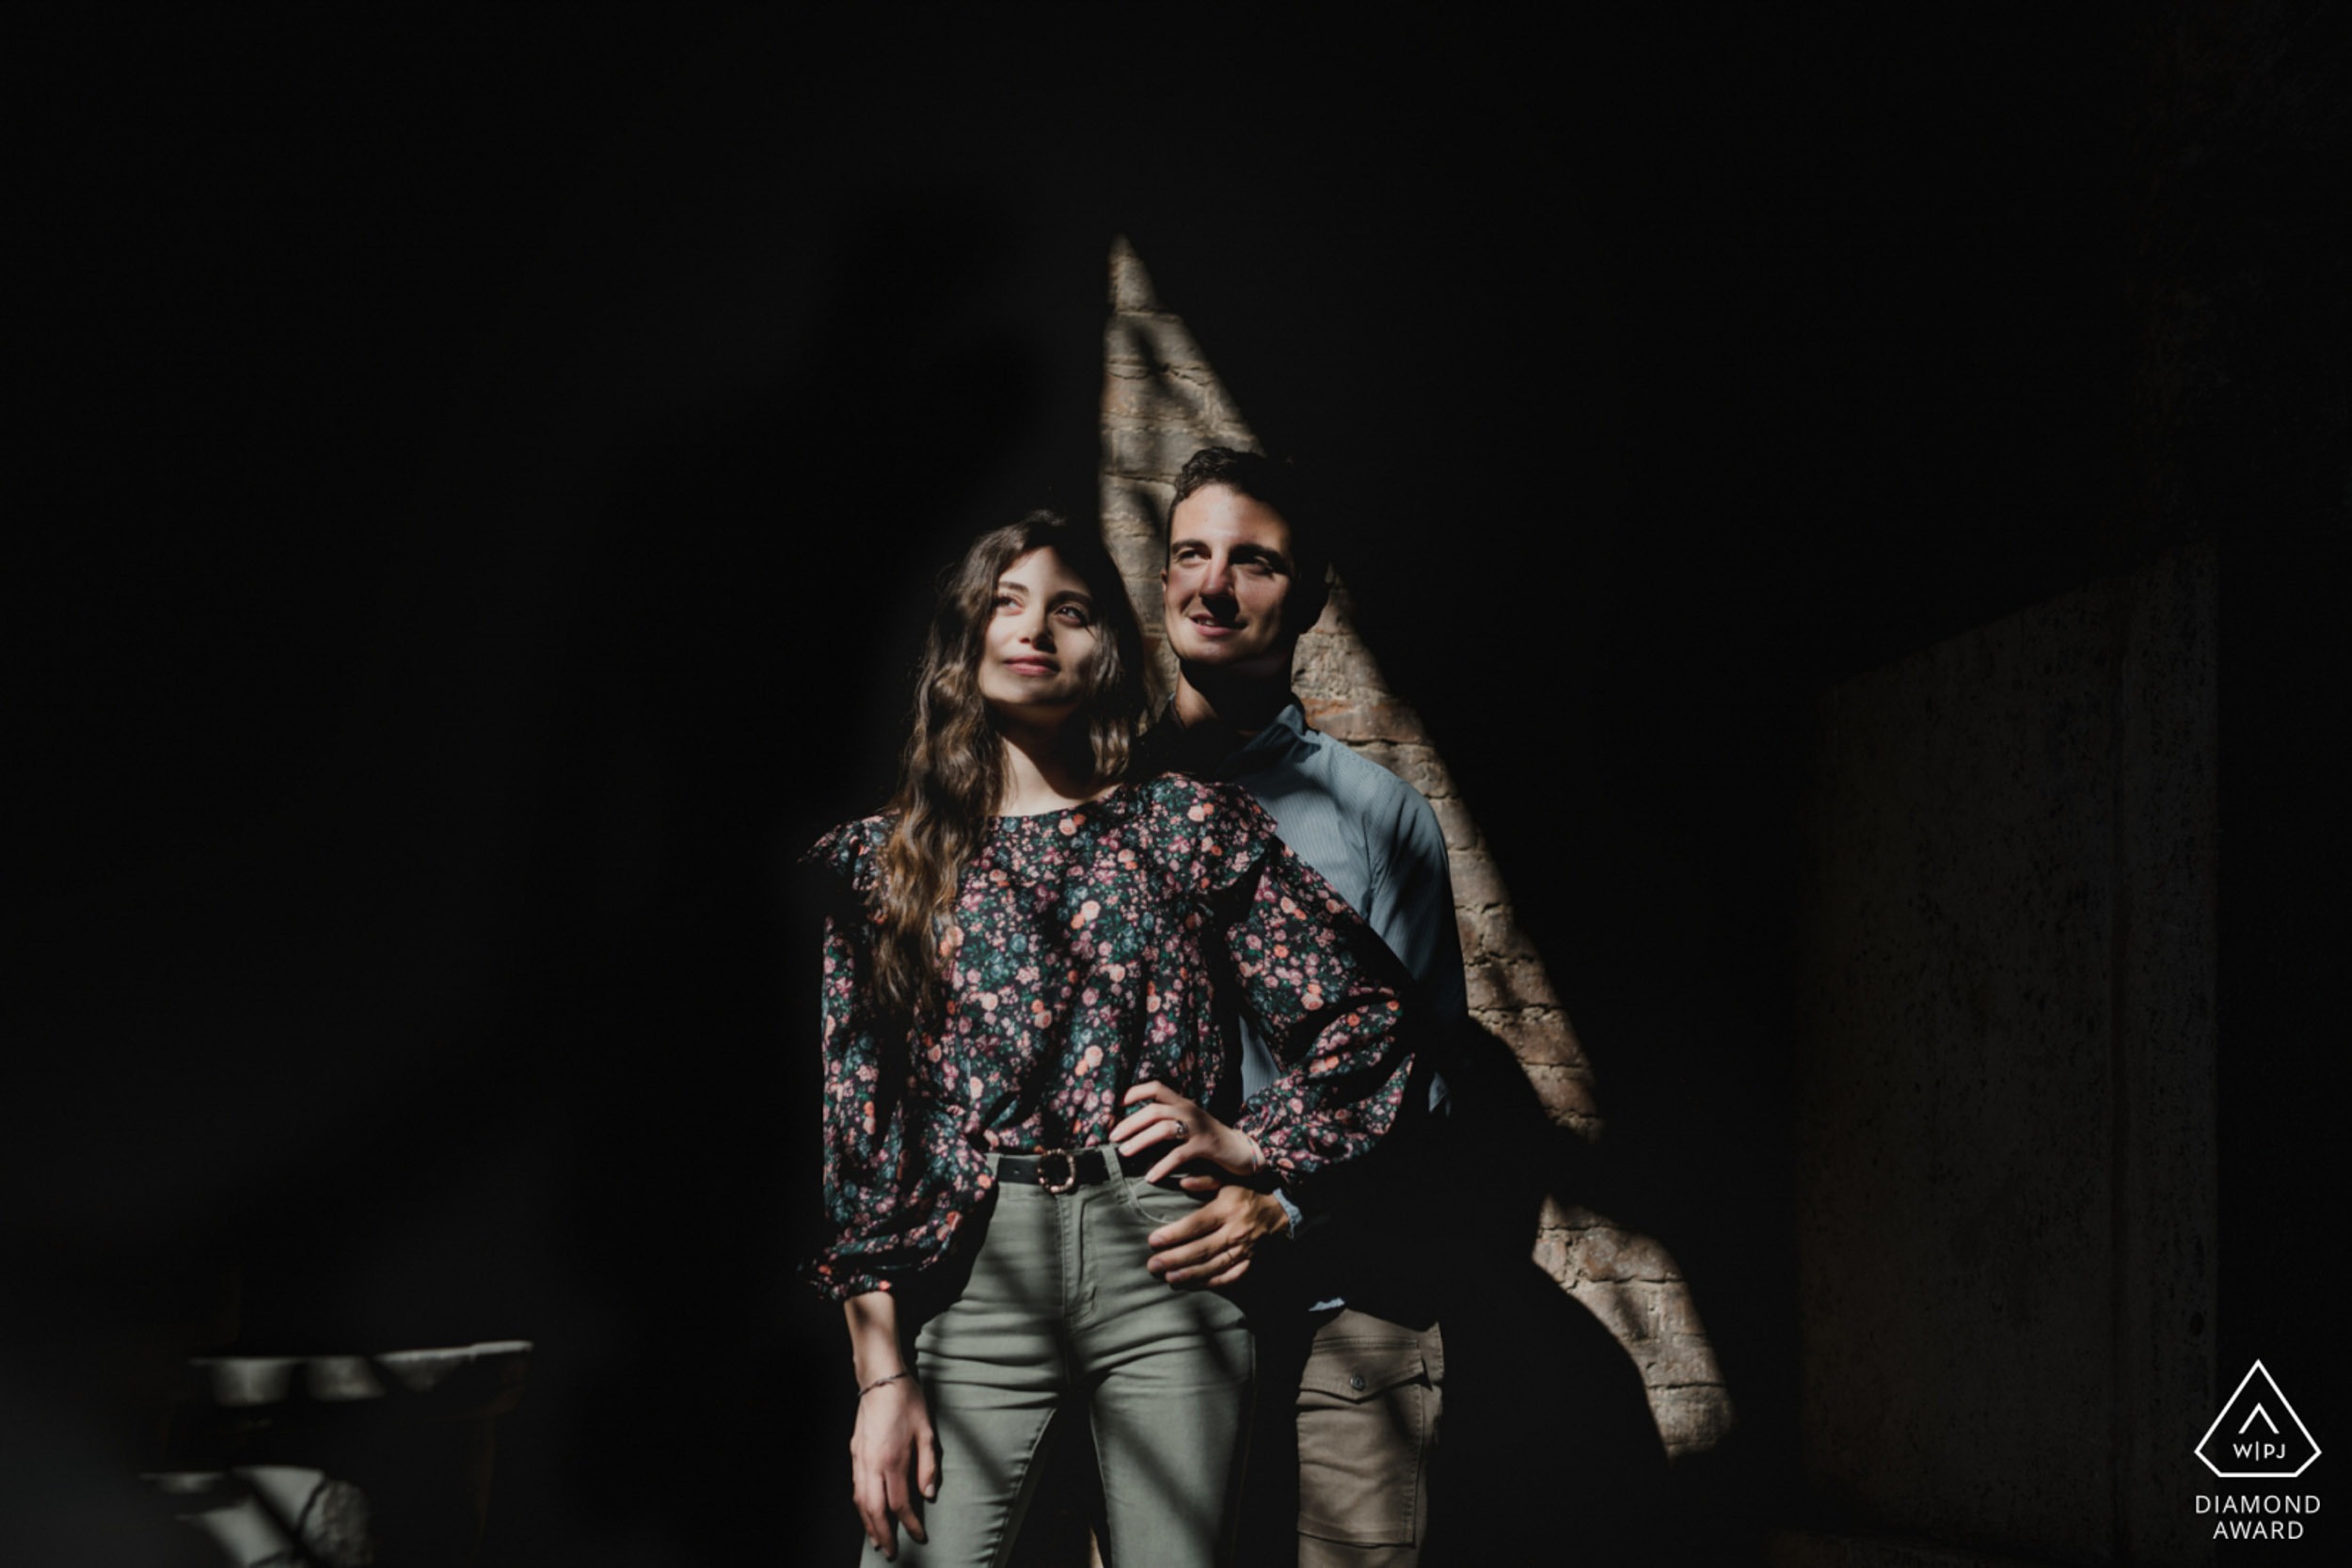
[
  {"xmin": 1295, "ymin": 1311, "xmax": 1444, "ymax": 1568},
  {"xmin": 879, "ymin": 1155, "xmax": 1256, "ymax": 1568}
]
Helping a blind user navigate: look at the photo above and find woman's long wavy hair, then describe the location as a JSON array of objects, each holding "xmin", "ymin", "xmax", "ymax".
[{"xmin": 872, "ymin": 511, "xmax": 1149, "ymax": 1017}]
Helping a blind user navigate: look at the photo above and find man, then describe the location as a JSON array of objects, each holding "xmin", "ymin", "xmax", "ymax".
[{"xmin": 1142, "ymin": 446, "xmax": 1464, "ymax": 1568}]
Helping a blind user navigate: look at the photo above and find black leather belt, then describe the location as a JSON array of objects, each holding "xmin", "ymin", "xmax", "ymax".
[{"xmin": 995, "ymin": 1147, "xmax": 1155, "ymax": 1195}]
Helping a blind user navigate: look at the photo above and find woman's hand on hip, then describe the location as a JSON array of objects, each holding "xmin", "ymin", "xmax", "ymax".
[
  {"xmin": 1113, "ymin": 1080, "xmax": 1263, "ymax": 1186},
  {"xmin": 850, "ymin": 1375, "xmax": 937, "ymax": 1560}
]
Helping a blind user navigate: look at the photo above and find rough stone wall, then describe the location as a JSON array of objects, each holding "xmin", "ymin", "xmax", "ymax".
[
  {"xmin": 1098, "ymin": 237, "xmax": 1731, "ymax": 1458},
  {"xmin": 1785, "ymin": 548, "xmax": 2217, "ymax": 1567}
]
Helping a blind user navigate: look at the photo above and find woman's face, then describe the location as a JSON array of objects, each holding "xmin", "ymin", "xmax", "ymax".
[{"xmin": 977, "ymin": 546, "xmax": 1103, "ymax": 728}]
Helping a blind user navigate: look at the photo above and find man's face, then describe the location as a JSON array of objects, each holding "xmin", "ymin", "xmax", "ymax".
[{"xmin": 1162, "ymin": 483, "xmax": 1300, "ymax": 677}]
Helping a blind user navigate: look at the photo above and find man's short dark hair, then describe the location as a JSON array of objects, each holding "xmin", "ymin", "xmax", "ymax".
[{"xmin": 1169, "ymin": 446, "xmax": 1333, "ymax": 632}]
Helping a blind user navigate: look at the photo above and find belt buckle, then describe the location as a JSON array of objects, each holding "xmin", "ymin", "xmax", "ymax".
[{"xmin": 1035, "ymin": 1148, "xmax": 1078, "ymax": 1195}]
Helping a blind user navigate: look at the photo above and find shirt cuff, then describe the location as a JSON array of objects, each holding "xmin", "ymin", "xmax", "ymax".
[{"xmin": 1272, "ymin": 1186, "xmax": 1307, "ymax": 1237}]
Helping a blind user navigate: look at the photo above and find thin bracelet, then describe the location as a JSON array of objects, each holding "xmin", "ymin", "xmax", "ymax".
[{"xmin": 859, "ymin": 1370, "xmax": 912, "ymax": 1397}]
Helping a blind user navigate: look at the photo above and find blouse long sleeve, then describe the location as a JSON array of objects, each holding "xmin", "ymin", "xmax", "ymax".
[
  {"xmin": 797, "ymin": 778, "xmax": 1419, "ymax": 1306},
  {"xmin": 1183, "ymin": 789, "xmax": 1417, "ymax": 1187},
  {"xmin": 802, "ymin": 828, "xmax": 981, "ymax": 1303}
]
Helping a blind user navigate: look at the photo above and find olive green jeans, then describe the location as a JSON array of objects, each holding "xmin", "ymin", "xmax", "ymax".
[{"xmin": 878, "ymin": 1153, "xmax": 1256, "ymax": 1568}]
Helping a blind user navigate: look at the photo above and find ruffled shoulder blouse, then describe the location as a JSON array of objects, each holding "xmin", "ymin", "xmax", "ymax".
[{"xmin": 802, "ymin": 773, "xmax": 1413, "ymax": 1301}]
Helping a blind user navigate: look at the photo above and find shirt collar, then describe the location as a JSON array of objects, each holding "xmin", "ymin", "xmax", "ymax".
[
  {"xmin": 1143, "ymin": 696, "xmax": 1311, "ymax": 783},
  {"xmin": 1217, "ymin": 699, "xmax": 1311, "ymax": 778}
]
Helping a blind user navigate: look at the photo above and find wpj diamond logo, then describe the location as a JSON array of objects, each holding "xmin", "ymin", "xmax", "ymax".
[{"xmin": 2196, "ymin": 1361, "xmax": 2320, "ymax": 1479}]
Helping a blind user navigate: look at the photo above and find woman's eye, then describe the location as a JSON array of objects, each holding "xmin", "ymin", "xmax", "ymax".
[{"xmin": 1056, "ymin": 606, "xmax": 1092, "ymax": 626}]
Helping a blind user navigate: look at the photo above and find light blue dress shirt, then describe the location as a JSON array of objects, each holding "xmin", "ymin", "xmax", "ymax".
[{"xmin": 1184, "ymin": 703, "xmax": 1464, "ymax": 1293}]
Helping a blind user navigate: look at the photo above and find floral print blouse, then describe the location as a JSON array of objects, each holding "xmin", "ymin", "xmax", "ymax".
[{"xmin": 803, "ymin": 773, "xmax": 1415, "ymax": 1302}]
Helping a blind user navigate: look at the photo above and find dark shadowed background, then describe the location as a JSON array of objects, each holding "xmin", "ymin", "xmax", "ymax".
[{"xmin": 10, "ymin": 8, "xmax": 2342, "ymax": 1564}]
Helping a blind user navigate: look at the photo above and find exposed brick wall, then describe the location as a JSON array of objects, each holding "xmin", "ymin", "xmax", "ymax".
[{"xmin": 1098, "ymin": 237, "xmax": 1731, "ymax": 1458}]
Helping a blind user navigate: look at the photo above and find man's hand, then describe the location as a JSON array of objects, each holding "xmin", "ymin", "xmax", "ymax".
[
  {"xmin": 1112, "ymin": 1081, "xmax": 1263, "ymax": 1185},
  {"xmin": 1147, "ymin": 1182, "xmax": 1292, "ymax": 1288}
]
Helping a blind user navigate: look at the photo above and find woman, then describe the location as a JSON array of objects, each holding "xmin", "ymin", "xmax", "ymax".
[{"xmin": 804, "ymin": 512, "xmax": 1414, "ymax": 1567}]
